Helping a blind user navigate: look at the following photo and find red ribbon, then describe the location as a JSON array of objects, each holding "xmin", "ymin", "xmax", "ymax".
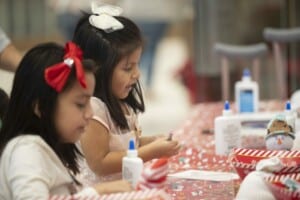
[{"xmin": 44, "ymin": 42, "xmax": 86, "ymax": 92}]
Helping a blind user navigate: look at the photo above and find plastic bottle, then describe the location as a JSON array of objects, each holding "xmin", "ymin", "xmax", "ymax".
[
  {"xmin": 214, "ymin": 101, "xmax": 241, "ymax": 155},
  {"xmin": 122, "ymin": 139, "xmax": 143, "ymax": 188},
  {"xmin": 235, "ymin": 68, "xmax": 259, "ymax": 113},
  {"xmin": 285, "ymin": 101, "xmax": 296, "ymax": 132}
]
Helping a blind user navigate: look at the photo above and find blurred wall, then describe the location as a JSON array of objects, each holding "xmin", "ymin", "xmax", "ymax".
[
  {"xmin": 0, "ymin": 0, "xmax": 62, "ymax": 94},
  {"xmin": 0, "ymin": 0, "xmax": 61, "ymax": 49},
  {"xmin": 0, "ymin": 0, "xmax": 299, "ymax": 101},
  {"xmin": 193, "ymin": 0, "xmax": 300, "ymax": 101}
]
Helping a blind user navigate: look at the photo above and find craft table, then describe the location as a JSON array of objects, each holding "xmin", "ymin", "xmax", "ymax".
[{"xmin": 166, "ymin": 100, "xmax": 284, "ymax": 199}]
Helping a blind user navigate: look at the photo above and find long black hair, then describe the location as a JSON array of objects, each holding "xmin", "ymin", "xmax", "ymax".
[
  {"xmin": 0, "ymin": 42, "xmax": 97, "ymax": 175},
  {"xmin": 73, "ymin": 14, "xmax": 145, "ymax": 130},
  {"xmin": 0, "ymin": 88, "xmax": 9, "ymax": 121}
]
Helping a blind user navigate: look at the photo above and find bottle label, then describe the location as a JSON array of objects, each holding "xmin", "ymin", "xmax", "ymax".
[
  {"xmin": 223, "ymin": 123, "xmax": 241, "ymax": 155},
  {"xmin": 122, "ymin": 165, "xmax": 133, "ymax": 185},
  {"xmin": 239, "ymin": 89, "xmax": 254, "ymax": 112}
]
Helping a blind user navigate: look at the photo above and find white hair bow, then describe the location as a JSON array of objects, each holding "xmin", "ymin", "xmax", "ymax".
[{"xmin": 89, "ymin": 2, "xmax": 124, "ymax": 33}]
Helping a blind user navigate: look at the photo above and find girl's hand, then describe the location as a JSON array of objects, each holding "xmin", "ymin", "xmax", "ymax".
[
  {"xmin": 94, "ymin": 180, "xmax": 133, "ymax": 194},
  {"xmin": 147, "ymin": 137, "xmax": 180, "ymax": 157}
]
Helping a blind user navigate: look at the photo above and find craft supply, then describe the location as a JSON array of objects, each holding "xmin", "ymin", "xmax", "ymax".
[
  {"xmin": 137, "ymin": 157, "xmax": 169, "ymax": 190},
  {"xmin": 122, "ymin": 139, "xmax": 143, "ymax": 188},
  {"xmin": 214, "ymin": 101, "xmax": 241, "ymax": 155},
  {"xmin": 167, "ymin": 132, "xmax": 173, "ymax": 141},
  {"xmin": 285, "ymin": 100, "xmax": 296, "ymax": 131},
  {"xmin": 235, "ymin": 68, "xmax": 259, "ymax": 113}
]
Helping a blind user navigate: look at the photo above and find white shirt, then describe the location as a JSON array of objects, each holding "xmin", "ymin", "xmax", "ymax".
[
  {"xmin": 0, "ymin": 135, "xmax": 98, "ymax": 199},
  {"xmin": 0, "ymin": 27, "xmax": 10, "ymax": 53}
]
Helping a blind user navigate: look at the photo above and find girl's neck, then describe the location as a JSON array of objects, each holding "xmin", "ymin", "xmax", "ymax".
[{"xmin": 120, "ymin": 101, "xmax": 129, "ymax": 115}]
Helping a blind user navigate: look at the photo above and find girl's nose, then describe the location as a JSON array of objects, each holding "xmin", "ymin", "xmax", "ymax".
[
  {"xmin": 85, "ymin": 102, "xmax": 94, "ymax": 120},
  {"xmin": 132, "ymin": 67, "xmax": 140, "ymax": 80}
]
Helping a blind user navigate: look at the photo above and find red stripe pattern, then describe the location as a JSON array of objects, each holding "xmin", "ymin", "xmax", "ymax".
[
  {"xmin": 137, "ymin": 158, "xmax": 169, "ymax": 190},
  {"xmin": 229, "ymin": 148, "xmax": 300, "ymax": 179},
  {"xmin": 264, "ymin": 174, "xmax": 300, "ymax": 200}
]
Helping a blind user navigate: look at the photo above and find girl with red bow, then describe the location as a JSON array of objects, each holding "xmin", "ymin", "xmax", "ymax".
[
  {"xmin": 72, "ymin": 4, "xmax": 180, "ymax": 185},
  {"xmin": 0, "ymin": 42, "xmax": 132, "ymax": 199}
]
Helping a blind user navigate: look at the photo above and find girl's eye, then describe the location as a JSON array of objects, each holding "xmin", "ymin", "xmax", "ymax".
[
  {"xmin": 124, "ymin": 66, "xmax": 132, "ymax": 72},
  {"xmin": 76, "ymin": 102, "xmax": 86, "ymax": 109}
]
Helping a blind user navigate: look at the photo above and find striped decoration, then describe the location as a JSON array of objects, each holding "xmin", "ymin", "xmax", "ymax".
[
  {"xmin": 49, "ymin": 189, "xmax": 170, "ymax": 200},
  {"xmin": 265, "ymin": 173, "xmax": 300, "ymax": 184},
  {"xmin": 229, "ymin": 148, "xmax": 300, "ymax": 179},
  {"xmin": 136, "ymin": 158, "xmax": 169, "ymax": 190},
  {"xmin": 233, "ymin": 148, "xmax": 300, "ymax": 158},
  {"xmin": 265, "ymin": 174, "xmax": 300, "ymax": 200},
  {"xmin": 267, "ymin": 183, "xmax": 300, "ymax": 200}
]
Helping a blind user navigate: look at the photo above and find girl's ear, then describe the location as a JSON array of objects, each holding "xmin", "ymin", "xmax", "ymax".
[{"xmin": 33, "ymin": 102, "xmax": 41, "ymax": 118}]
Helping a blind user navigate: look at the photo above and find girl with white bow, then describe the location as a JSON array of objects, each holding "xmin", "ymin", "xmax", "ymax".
[{"xmin": 73, "ymin": 3, "xmax": 180, "ymax": 185}]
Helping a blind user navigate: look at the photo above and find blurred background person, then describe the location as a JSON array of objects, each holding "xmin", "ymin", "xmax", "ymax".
[
  {"xmin": 0, "ymin": 26, "xmax": 20, "ymax": 130},
  {"xmin": 0, "ymin": 26, "xmax": 22, "ymax": 72}
]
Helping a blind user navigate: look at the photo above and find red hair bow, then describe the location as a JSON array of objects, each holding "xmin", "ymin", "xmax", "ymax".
[{"xmin": 44, "ymin": 42, "xmax": 86, "ymax": 92}]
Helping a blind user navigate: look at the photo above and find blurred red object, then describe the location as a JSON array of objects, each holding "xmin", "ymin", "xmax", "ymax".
[
  {"xmin": 137, "ymin": 157, "xmax": 169, "ymax": 190},
  {"xmin": 175, "ymin": 59, "xmax": 197, "ymax": 103}
]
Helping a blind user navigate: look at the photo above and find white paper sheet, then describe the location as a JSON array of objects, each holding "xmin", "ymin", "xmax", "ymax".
[{"xmin": 168, "ymin": 170, "xmax": 239, "ymax": 181}]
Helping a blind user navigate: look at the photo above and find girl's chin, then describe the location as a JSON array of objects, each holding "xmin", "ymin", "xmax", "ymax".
[{"xmin": 120, "ymin": 92, "xmax": 130, "ymax": 99}]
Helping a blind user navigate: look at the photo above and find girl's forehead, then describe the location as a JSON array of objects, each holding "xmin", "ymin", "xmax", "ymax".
[{"xmin": 62, "ymin": 73, "xmax": 95, "ymax": 97}]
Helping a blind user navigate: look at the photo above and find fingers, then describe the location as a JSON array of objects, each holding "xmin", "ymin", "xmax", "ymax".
[
  {"xmin": 95, "ymin": 180, "xmax": 132, "ymax": 195},
  {"xmin": 169, "ymin": 139, "xmax": 179, "ymax": 147},
  {"xmin": 149, "ymin": 137, "xmax": 181, "ymax": 157},
  {"xmin": 174, "ymin": 142, "xmax": 181, "ymax": 151},
  {"xmin": 114, "ymin": 180, "xmax": 133, "ymax": 192},
  {"xmin": 165, "ymin": 140, "xmax": 180, "ymax": 156},
  {"xmin": 172, "ymin": 144, "xmax": 181, "ymax": 155},
  {"xmin": 121, "ymin": 180, "xmax": 134, "ymax": 192}
]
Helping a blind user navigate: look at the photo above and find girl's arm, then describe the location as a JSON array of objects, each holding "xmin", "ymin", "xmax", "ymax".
[
  {"xmin": 139, "ymin": 132, "xmax": 173, "ymax": 146},
  {"xmin": 0, "ymin": 139, "xmax": 75, "ymax": 200},
  {"xmin": 92, "ymin": 180, "xmax": 132, "ymax": 194},
  {"xmin": 80, "ymin": 120, "xmax": 126, "ymax": 176},
  {"xmin": 0, "ymin": 44, "xmax": 22, "ymax": 72},
  {"xmin": 80, "ymin": 120, "xmax": 155, "ymax": 175},
  {"xmin": 138, "ymin": 136, "xmax": 157, "ymax": 146},
  {"xmin": 80, "ymin": 121, "xmax": 180, "ymax": 176},
  {"xmin": 75, "ymin": 180, "xmax": 132, "ymax": 198},
  {"xmin": 4, "ymin": 139, "xmax": 59, "ymax": 199}
]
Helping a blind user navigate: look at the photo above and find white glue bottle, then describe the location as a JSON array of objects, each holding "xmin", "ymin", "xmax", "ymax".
[
  {"xmin": 215, "ymin": 101, "xmax": 241, "ymax": 156},
  {"xmin": 285, "ymin": 101, "xmax": 296, "ymax": 132},
  {"xmin": 235, "ymin": 68, "xmax": 259, "ymax": 113},
  {"xmin": 122, "ymin": 138, "xmax": 143, "ymax": 188}
]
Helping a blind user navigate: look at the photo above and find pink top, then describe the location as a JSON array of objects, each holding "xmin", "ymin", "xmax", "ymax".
[{"xmin": 77, "ymin": 97, "xmax": 140, "ymax": 186}]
